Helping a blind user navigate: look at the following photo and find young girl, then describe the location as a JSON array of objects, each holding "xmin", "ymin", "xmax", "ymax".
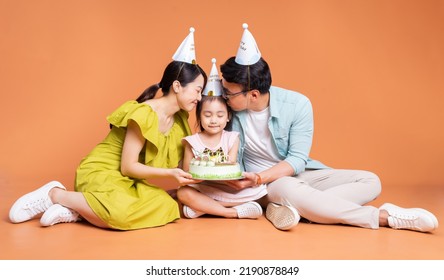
[{"xmin": 177, "ymin": 94, "xmax": 267, "ymax": 219}]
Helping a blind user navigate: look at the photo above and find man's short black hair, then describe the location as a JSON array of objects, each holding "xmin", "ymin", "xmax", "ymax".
[{"xmin": 220, "ymin": 56, "xmax": 272, "ymax": 94}]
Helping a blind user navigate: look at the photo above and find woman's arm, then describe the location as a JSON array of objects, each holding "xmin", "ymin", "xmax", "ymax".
[
  {"xmin": 121, "ymin": 120, "xmax": 167, "ymax": 178},
  {"xmin": 120, "ymin": 120, "xmax": 198, "ymax": 185}
]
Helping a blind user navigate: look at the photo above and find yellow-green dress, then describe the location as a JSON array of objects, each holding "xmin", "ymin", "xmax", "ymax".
[{"xmin": 75, "ymin": 101, "xmax": 191, "ymax": 230}]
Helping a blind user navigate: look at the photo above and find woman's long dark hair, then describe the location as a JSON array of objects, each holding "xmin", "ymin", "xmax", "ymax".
[{"xmin": 136, "ymin": 61, "xmax": 207, "ymax": 103}]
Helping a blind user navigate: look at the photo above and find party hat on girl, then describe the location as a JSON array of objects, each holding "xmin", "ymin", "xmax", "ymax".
[
  {"xmin": 172, "ymin": 27, "xmax": 196, "ymax": 64},
  {"xmin": 203, "ymin": 58, "xmax": 223, "ymax": 96}
]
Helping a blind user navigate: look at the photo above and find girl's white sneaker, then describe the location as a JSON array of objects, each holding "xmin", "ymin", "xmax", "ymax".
[
  {"xmin": 233, "ymin": 201, "xmax": 263, "ymax": 219},
  {"xmin": 183, "ymin": 205, "xmax": 205, "ymax": 219}
]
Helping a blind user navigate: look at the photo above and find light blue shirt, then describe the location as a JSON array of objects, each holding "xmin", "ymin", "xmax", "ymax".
[{"xmin": 230, "ymin": 86, "xmax": 329, "ymax": 175}]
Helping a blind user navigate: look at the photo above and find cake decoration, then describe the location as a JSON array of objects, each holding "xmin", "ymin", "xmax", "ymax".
[{"xmin": 189, "ymin": 148, "xmax": 242, "ymax": 180}]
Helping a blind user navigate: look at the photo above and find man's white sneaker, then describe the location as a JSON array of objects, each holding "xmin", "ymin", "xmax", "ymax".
[
  {"xmin": 183, "ymin": 205, "xmax": 205, "ymax": 219},
  {"xmin": 9, "ymin": 181, "xmax": 66, "ymax": 223},
  {"xmin": 380, "ymin": 203, "xmax": 439, "ymax": 232},
  {"xmin": 40, "ymin": 204, "xmax": 80, "ymax": 226},
  {"xmin": 233, "ymin": 201, "xmax": 263, "ymax": 219},
  {"xmin": 266, "ymin": 203, "xmax": 300, "ymax": 230}
]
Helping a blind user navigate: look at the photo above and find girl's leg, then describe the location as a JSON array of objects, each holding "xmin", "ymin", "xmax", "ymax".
[{"xmin": 177, "ymin": 186, "xmax": 238, "ymax": 218}]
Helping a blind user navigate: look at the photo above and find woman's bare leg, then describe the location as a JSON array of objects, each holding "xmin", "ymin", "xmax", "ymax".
[{"xmin": 49, "ymin": 188, "xmax": 110, "ymax": 228}]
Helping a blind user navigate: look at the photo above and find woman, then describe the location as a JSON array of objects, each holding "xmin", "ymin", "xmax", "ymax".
[{"xmin": 9, "ymin": 28, "xmax": 208, "ymax": 230}]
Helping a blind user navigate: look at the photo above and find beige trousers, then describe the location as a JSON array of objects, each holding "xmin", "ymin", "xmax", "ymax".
[{"xmin": 263, "ymin": 169, "xmax": 382, "ymax": 229}]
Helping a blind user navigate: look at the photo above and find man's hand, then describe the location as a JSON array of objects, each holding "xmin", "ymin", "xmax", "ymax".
[{"xmin": 223, "ymin": 172, "xmax": 258, "ymax": 191}]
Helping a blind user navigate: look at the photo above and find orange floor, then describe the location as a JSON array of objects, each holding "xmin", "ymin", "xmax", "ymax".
[{"xmin": 1, "ymin": 177, "xmax": 443, "ymax": 260}]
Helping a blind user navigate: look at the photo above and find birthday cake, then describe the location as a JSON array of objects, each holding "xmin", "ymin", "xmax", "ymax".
[{"xmin": 189, "ymin": 148, "xmax": 242, "ymax": 180}]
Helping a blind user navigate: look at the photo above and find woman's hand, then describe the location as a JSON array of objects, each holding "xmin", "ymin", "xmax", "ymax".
[{"xmin": 169, "ymin": 168, "xmax": 203, "ymax": 186}]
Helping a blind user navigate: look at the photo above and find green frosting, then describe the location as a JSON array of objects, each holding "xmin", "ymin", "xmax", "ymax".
[{"xmin": 190, "ymin": 172, "xmax": 242, "ymax": 179}]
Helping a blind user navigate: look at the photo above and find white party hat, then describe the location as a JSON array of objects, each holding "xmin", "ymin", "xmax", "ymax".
[
  {"xmin": 203, "ymin": 58, "xmax": 223, "ymax": 96},
  {"xmin": 235, "ymin": 23, "xmax": 261, "ymax": 65},
  {"xmin": 172, "ymin": 27, "xmax": 196, "ymax": 64}
]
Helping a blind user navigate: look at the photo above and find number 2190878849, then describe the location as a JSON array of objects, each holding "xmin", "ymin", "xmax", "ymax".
[{"xmin": 239, "ymin": 266, "xmax": 299, "ymax": 276}]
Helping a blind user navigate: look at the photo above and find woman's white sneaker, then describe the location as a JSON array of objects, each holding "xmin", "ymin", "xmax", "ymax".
[
  {"xmin": 266, "ymin": 203, "xmax": 300, "ymax": 230},
  {"xmin": 233, "ymin": 201, "xmax": 263, "ymax": 219},
  {"xmin": 380, "ymin": 203, "xmax": 438, "ymax": 232},
  {"xmin": 40, "ymin": 204, "xmax": 80, "ymax": 226},
  {"xmin": 9, "ymin": 181, "xmax": 66, "ymax": 223}
]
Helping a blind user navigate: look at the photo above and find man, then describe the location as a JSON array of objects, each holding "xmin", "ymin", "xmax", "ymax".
[{"xmin": 220, "ymin": 23, "xmax": 438, "ymax": 232}]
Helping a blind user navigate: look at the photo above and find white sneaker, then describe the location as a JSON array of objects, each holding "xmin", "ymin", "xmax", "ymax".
[
  {"xmin": 266, "ymin": 203, "xmax": 300, "ymax": 230},
  {"xmin": 183, "ymin": 205, "xmax": 205, "ymax": 219},
  {"xmin": 9, "ymin": 181, "xmax": 66, "ymax": 223},
  {"xmin": 233, "ymin": 201, "xmax": 263, "ymax": 219},
  {"xmin": 380, "ymin": 203, "xmax": 439, "ymax": 232},
  {"xmin": 40, "ymin": 204, "xmax": 80, "ymax": 226}
]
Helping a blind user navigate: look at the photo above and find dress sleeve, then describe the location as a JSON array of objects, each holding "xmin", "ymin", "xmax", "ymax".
[
  {"xmin": 106, "ymin": 100, "xmax": 158, "ymax": 146},
  {"xmin": 106, "ymin": 101, "xmax": 191, "ymax": 168}
]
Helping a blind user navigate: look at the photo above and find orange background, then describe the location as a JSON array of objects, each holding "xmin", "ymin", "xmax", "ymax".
[{"xmin": 1, "ymin": 0, "xmax": 443, "ymax": 190}]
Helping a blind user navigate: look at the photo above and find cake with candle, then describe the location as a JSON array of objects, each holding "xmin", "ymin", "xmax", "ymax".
[{"xmin": 189, "ymin": 148, "xmax": 243, "ymax": 180}]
